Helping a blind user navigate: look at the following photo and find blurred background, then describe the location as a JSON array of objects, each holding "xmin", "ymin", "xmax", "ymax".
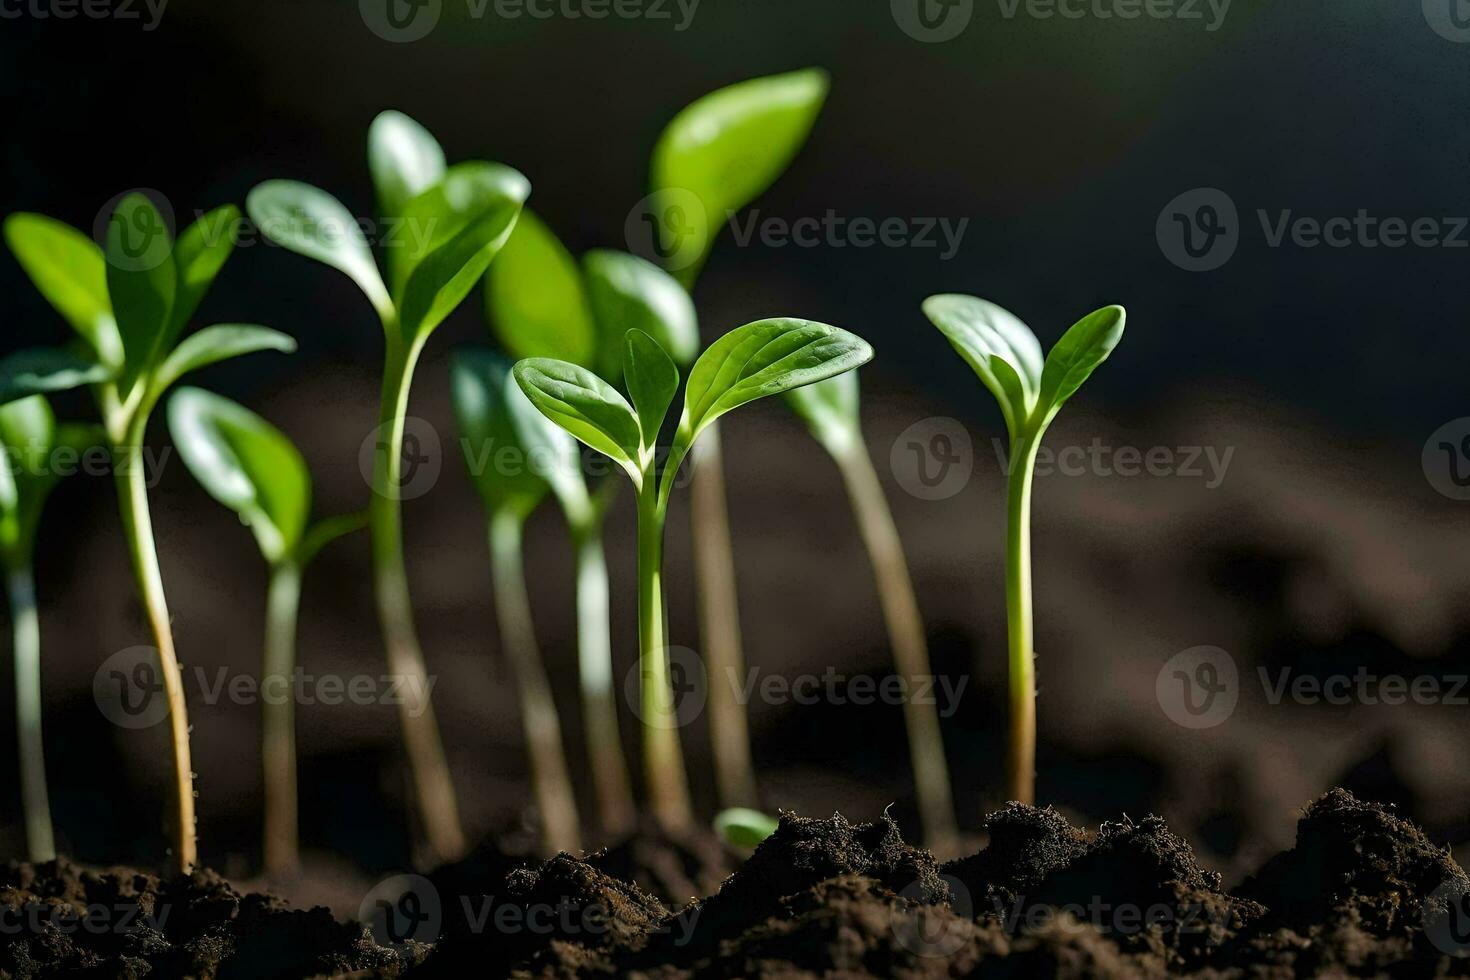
[{"xmin": 2, "ymin": 0, "xmax": 1469, "ymax": 913}]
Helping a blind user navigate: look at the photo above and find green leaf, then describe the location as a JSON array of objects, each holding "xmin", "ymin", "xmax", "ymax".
[
  {"xmin": 622, "ymin": 329, "xmax": 679, "ymax": 451},
  {"xmin": 170, "ymin": 204, "xmax": 240, "ymax": 341},
  {"xmin": 368, "ymin": 110, "xmax": 447, "ymax": 220},
  {"xmin": 167, "ymin": 386, "xmax": 310, "ymax": 564},
  {"xmin": 149, "ymin": 325, "xmax": 297, "ymax": 397},
  {"xmin": 0, "ymin": 347, "xmax": 112, "ymax": 406},
  {"xmin": 512, "ymin": 358, "xmax": 643, "ymax": 483},
  {"xmin": 395, "ymin": 163, "xmax": 530, "ymax": 341},
  {"xmin": 449, "ymin": 350, "xmax": 549, "ymax": 517},
  {"xmin": 0, "ymin": 398, "xmax": 98, "ymax": 561},
  {"xmin": 297, "ymin": 510, "xmax": 369, "ymax": 567},
  {"xmin": 713, "ymin": 808, "xmax": 779, "ymax": 848},
  {"xmin": 3, "ymin": 212, "xmax": 123, "ymax": 365},
  {"xmin": 583, "ymin": 249, "xmax": 698, "ymax": 375},
  {"xmin": 651, "ymin": 68, "xmax": 830, "ymax": 284},
  {"xmin": 484, "ymin": 209, "xmax": 598, "ymax": 366},
  {"xmin": 921, "ymin": 294, "xmax": 1044, "ymax": 440},
  {"xmin": 246, "ymin": 180, "xmax": 393, "ymax": 322},
  {"xmin": 1037, "ymin": 305, "xmax": 1126, "ymax": 420},
  {"xmin": 504, "ymin": 370, "xmax": 589, "ymax": 518},
  {"xmin": 783, "ymin": 371, "xmax": 861, "ymax": 455},
  {"xmin": 678, "ymin": 317, "xmax": 873, "ymax": 445},
  {"xmin": 105, "ymin": 193, "xmax": 178, "ymax": 388}
]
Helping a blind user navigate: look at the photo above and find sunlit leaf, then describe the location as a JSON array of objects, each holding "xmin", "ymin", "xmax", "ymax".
[
  {"xmin": 3, "ymin": 213, "xmax": 123, "ymax": 365},
  {"xmin": 485, "ymin": 209, "xmax": 597, "ymax": 366}
]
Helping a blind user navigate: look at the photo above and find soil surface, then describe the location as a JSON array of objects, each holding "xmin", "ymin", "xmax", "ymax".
[{"xmin": 6, "ymin": 789, "xmax": 1469, "ymax": 978}]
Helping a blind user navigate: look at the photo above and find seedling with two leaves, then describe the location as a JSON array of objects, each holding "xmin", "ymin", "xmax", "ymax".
[
  {"xmin": 4, "ymin": 196, "xmax": 296, "ymax": 872},
  {"xmin": 923, "ymin": 295, "xmax": 1125, "ymax": 805},
  {"xmin": 514, "ymin": 318, "xmax": 873, "ymax": 833},
  {"xmin": 166, "ymin": 388, "xmax": 366, "ymax": 875},
  {"xmin": 246, "ymin": 111, "xmax": 529, "ymax": 862}
]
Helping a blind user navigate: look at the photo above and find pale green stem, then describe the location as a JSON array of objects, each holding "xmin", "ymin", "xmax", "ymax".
[
  {"xmin": 687, "ymin": 424, "xmax": 758, "ymax": 809},
  {"xmin": 262, "ymin": 561, "xmax": 302, "ymax": 876},
  {"xmin": 8, "ymin": 564, "xmax": 54, "ymax": 863},
  {"xmin": 1005, "ymin": 433, "xmax": 1042, "ymax": 805},
  {"xmin": 831, "ymin": 439, "xmax": 959, "ymax": 856},
  {"xmin": 488, "ymin": 510, "xmax": 581, "ymax": 854},
  {"xmin": 114, "ymin": 430, "xmax": 196, "ymax": 873},
  {"xmin": 570, "ymin": 522, "xmax": 636, "ymax": 837},
  {"xmin": 637, "ymin": 482, "xmax": 694, "ymax": 833},
  {"xmin": 370, "ymin": 335, "xmax": 466, "ymax": 863}
]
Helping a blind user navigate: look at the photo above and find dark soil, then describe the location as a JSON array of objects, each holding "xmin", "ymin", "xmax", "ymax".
[{"xmin": 7, "ymin": 789, "xmax": 1470, "ymax": 978}]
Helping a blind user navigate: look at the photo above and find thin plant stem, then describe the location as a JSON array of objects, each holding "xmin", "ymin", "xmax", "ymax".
[
  {"xmin": 1004, "ymin": 434, "xmax": 1041, "ymax": 805},
  {"xmin": 7, "ymin": 563, "xmax": 54, "ymax": 863},
  {"xmin": 636, "ymin": 482, "xmax": 694, "ymax": 833},
  {"xmin": 370, "ymin": 334, "xmax": 466, "ymax": 863},
  {"xmin": 687, "ymin": 424, "xmax": 758, "ymax": 808},
  {"xmin": 570, "ymin": 523, "xmax": 636, "ymax": 837},
  {"xmin": 262, "ymin": 561, "xmax": 302, "ymax": 876},
  {"xmin": 115, "ymin": 433, "xmax": 196, "ymax": 873},
  {"xmin": 832, "ymin": 440, "xmax": 959, "ymax": 855},
  {"xmin": 487, "ymin": 510, "xmax": 581, "ymax": 854}
]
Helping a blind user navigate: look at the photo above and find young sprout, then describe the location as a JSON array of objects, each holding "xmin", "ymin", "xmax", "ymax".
[
  {"xmin": 784, "ymin": 374, "xmax": 958, "ymax": 855},
  {"xmin": 515, "ymin": 319, "xmax": 873, "ymax": 833},
  {"xmin": 4, "ymin": 196, "xmax": 296, "ymax": 872},
  {"xmin": 246, "ymin": 111, "xmax": 529, "ymax": 862},
  {"xmin": 0, "ymin": 392, "xmax": 101, "ymax": 862},
  {"xmin": 713, "ymin": 807, "xmax": 778, "ymax": 850},
  {"xmin": 487, "ymin": 209, "xmax": 698, "ymax": 836},
  {"xmin": 166, "ymin": 387, "xmax": 367, "ymax": 876},
  {"xmin": 449, "ymin": 351, "xmax": 581, "ymax": 854},
  {"xmin": 923, "ymin": 296, "xmax": 1125, "ymax": 805},
  {"xmin": 649, "ymin": 68, "xmax": 830, "ymax": 810}
]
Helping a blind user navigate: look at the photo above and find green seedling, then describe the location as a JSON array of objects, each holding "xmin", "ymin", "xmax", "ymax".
[
  {"xmin": 449, "ymin": 351, "xmax": 582, "ymax": 854},
  {"xmin": 923, "ymin": 295, "xmax": 1125, "ymax": 805},
  {"xmin": 649, "ymin": 68, "xmax": 830, "ymax": 810},
  {"xmin": 785, "ymin": 374, "xmax": 958, "ymax": 855},
  {"xmin": 713, "ymin": 807, "xmax": 778, "ymax": 849},
  {"xmin": 167, "ymin": 387, "xmax": 366, "ymax": 875},
  {"xmin": 515, "ymin": 319, "xmax": 872, "ymax": 833},
  {"xmin": 486, "ymin": 209, "xmax": 698, "ymax": 837},
  {"xmin": 4, "ymin": 196, "xmax": 295, "ymax": 872},
  {"xmin": 246, "ymin": 111, "xmax": 529, "ymax": 862},
  {"xmin": 0, "ymin": 393, "xmax": 100, "ymax": 862}
]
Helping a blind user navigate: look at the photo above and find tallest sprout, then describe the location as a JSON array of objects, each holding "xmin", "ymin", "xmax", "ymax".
[
  {"xmin": 923, "ymin": 295, "xmax": 1125, "ymax": 804},
  {"xmin": 247, "ymin": 112, "xmax": 528, "ymax": 862}
]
